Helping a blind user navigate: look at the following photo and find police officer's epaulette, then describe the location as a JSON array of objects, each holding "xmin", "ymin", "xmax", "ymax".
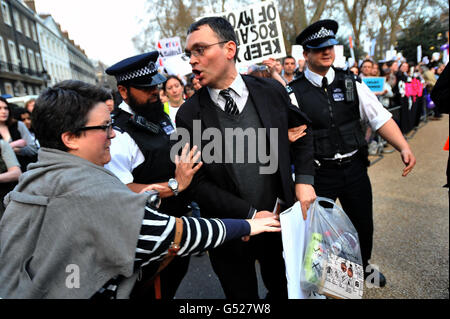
[
  {"xmin": 113, "ymin": 125, "xmax": 124, "ymax": 133},
  {"xmin": 110, "ymin": 109, "xmax": 125, "ymax": 133},
  {"xmin": 335, "ymin": 67, "xmax": 362, "ymax": 83}
]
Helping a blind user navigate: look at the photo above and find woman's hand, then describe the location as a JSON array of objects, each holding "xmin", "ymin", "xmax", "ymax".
[{"xmin": 245, "ymin": 214, "xmax": 281, "ymax": 238}]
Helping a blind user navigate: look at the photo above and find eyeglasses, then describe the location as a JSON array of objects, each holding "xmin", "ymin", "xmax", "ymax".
[
  {"xmin": 184, "ymin": 41, "xmax": 228, "ymax": 58},
  {"xmin": 76, "ymin": 121, "xmax": 114, "ymax": 137}
]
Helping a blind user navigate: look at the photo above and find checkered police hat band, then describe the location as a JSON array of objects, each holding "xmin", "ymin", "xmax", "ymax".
[
  {"xmin": 304, "ymin": 27, "xmax": 335, "ymax": 44},
  {"xmin": 117, "ymin": 62, "xmax": 157, "ymax": 82}
]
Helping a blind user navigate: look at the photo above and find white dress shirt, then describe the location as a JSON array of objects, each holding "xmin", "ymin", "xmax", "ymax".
[
  {"xmin": 104, "ymin": 101, "xmax": 145, "ymax": 184},
  {"xmin": 207, "ymin": 73, "xmax": 249, "ymax": 112}
]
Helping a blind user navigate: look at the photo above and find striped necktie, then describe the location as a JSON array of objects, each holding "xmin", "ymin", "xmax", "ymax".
[{"xmin": 219, "ymin": 89, "xmax": 239, "ymax": 115}]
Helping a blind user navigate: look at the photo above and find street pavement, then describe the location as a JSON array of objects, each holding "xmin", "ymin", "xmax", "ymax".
[{"xmin": 175, "ymin": 115, "xmax": 449, "ymax": 299}]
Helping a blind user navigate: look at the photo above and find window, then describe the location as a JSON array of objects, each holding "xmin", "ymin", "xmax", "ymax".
[
  {"xmin": 4, "ymin": 82, "xmax": 13, "ymax": 96},
  {"xmin": 27, "ymin": 85, "xmax": 33, "ymax": 95},
  {"xmin": 28, "ymin": 49, "xmax": 35, "ymax": 70},
  {"xmin": 0, "ymin": 36, "xmax": 7, "ymax": 62},
  {"xmin": 31, "ymin": 24, "xmax": 37, "ymax": 41},
  {"xmin": 23, "ymin": 19, "xmax": 30, "ymax": 38},
  {"xmin": 19, "ymin": 45, "xmax": 28, "ymax": 68},
  {"xmin": 12, "ymin": 10, "xmax": 21, "ymax": 33},
  {"xmin": 50, "ymin": 62, "xmax": 55, "ymax": 81},
  {"xmin": 1, "ymin": 1, "xmax": 11, "ymax": 26},
  {"xmin": 36, "ymin": 52, "xmax": 42, "ymax": 72},
  {"xmin": 8, "ymin": 40, "xmax": 18, "ymax": 65}
]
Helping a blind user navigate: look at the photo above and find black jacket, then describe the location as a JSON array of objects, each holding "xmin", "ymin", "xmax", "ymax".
[{"xmin": 175, "ymin": 75, "xmax": 314, "ymax": 219}]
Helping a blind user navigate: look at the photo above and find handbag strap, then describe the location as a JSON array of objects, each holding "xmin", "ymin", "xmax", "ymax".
[
  {"xmin": 156, "ymin": 217, "xmax": 183, "ymax": 272},
  {"xmin": 139, "ymin": 217, "xmax": 183, "ymax": 299}
]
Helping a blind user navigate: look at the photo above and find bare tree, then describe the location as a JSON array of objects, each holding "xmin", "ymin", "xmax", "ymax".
[
  {"xmin": 132, "ymin": 0, "xmax": 207, "ymax": 52},
  {"xmin": 336, "ymin": 0, "xmax": 370, "ymax": 49},
  {"xmin": 277, "ymin": 0, "xmax": 330, "ymax": 54},
  {"xmin": 336, "ymin": 0, "xmax": 448, "ymax": 60},
  {"xmin": 133, "ymin": 0, "xmax": 250, "ymax": 53}
]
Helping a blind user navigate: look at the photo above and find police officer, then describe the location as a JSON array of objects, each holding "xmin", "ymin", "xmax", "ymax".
[
  {"xmin": 105, "ymin": 51, "xmax": 202, "ymax": 298},
  {"xmin": 288, "ymin": 20, "xmax": 416, "ymax": 287}
]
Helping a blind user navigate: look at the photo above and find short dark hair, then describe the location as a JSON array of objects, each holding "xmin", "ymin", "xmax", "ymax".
[
  {"xmin": 12, "ymin": 105, "xmax": 29, "ymax": 121},
  {"xmin": 32, "ymin": 80, "xmax": 111, "ymax": 151},
  {"xmin": 187, "ymin": 16, "xmax": 238, "ymax": 62},
  {"xmin": 361, "ymin": 59, "xmax": 374, "ymax": 68},
  {"xmin": 283, "ymin": 56, "xmax": 296, "ymax": 64}
]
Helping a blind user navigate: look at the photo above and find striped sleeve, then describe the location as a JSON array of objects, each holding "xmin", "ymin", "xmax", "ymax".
[
  {"xmin": 134, "ymin": 204, "xmax": 252, "ymax": 267},
  {"xmin": 93, "ymin": 204, "xmax": 252, "ymax": 298}
]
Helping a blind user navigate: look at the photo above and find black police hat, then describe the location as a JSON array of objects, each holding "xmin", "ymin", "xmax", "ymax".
[
  {"xmin": 105, "ymin": 51, "xmax": 166, "ymax": 87},
  {"xmin": 296, "ymin": 19, "xmax": 339, "ymax": 49}
]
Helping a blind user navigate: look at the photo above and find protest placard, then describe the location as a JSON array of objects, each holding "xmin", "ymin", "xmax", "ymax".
[
  {"xmin": 291, "ymin": 45, "xmax": 304, "ymax": 63},
  {"xmin": 333, "ymin": 45, "xmax": 346, "ymax": 68},
  {"xmin": 207, "ymin": 1, "xmax": 286, "ymax": 65},
  {"xmin": 417, "ymin": 45, "xmax": 422, "ymax": 64},
  {"xmin": 163, "ymin": 54, "xmax": 192, "ymax": 76},
  {"xmin": 362, "ymin": 77, "xmax": 385, "ymax": 93},
  {"xmin": 157, "ymin": 37, "xmax": 184, "ymax": 68},
  {"xmin": 157, "ymin": 37, "xmax": 183, "ymax": 58}
]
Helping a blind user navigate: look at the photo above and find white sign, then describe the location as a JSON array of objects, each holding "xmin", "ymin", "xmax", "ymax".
[
  {"xmin": 157, "ymin": 37, "xmax": 183, "ymax": 68},
  {"xmin": 291, "ymin": 45, "xmax": 304, "ymax": 63},
  {"xmin": 417, "ymin": 45, "xmax": 422, "ymax": 64},
  {"xmin": 210, "ymin": 1, "xmax": 286, "ymax": 65},
  {"xmin": 157, "ymin": 37, "xmax": 183, "ymax": 58},
  {"xmin": 333, "ymin": 45, "xmax": 346, "ymax": 68},
  {"xmin": 163, "ymin": 54, "xmax": 192, "ymax": 76}
]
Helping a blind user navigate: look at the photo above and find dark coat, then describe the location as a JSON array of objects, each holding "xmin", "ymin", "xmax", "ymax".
[{"xmin": 176, "ymin": 74, "xmax": 314, "ymax": 219}]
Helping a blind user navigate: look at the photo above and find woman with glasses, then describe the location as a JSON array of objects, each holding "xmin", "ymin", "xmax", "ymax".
[
  {"xmin": 0, "ymin": 97, "xmax": 38, "ymax": 171},
  {"xmin": 0, "ymin": 80, "xmax": 281, "ymax": 299}
]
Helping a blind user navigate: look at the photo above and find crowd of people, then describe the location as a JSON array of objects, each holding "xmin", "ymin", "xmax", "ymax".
[{"xmin": 0, "ymin": 15, "xmax": 447, "ymax": 300}]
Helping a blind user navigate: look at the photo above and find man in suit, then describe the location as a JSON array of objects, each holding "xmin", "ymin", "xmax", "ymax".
[{"xmin": 176, "ymin": 16, "xmax": 316, "ymax": 299}]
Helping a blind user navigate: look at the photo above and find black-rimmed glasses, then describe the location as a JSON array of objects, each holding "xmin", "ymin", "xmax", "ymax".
[
  {"xmin": 184, "ymin": 41, "xmax": 228, "ymax": 58},
  {"xmin": 76, "ymin": 121, "xmax": 114, "ymax": 137}
]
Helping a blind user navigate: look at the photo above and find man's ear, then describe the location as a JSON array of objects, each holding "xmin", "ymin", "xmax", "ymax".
[
  {"xmin": 61, "ymin": 131, "xmax": 80, "ymax": 152},
  {"xmin": 118, "ymin": 85, "xmax": 128, "ymax": 101},
  {"xmin": 225, "ymin": 41, "xmax": 237, "ymax": 61},
  {"xmin": 303, "ymin": 51, "xmax": 308, "ymax": 61}
]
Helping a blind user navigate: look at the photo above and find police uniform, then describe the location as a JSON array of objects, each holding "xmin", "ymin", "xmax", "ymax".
[
  {"xmin": 105, "ymin": 52, "xmax": 191, "ymax": 298},
  {"xmin": 288, "ymin": 20, "xmax": 390, "ymax": 286}
]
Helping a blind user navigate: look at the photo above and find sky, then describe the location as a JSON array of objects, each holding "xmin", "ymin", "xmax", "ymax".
[{"xmin": 34, "ymin": 0, "xmax": 147, "ymax": 66}]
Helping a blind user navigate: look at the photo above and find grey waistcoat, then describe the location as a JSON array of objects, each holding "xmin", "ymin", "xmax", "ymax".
[{"xmin": 213, "ymin": 96, "xmax": 279, "ymax": 211}]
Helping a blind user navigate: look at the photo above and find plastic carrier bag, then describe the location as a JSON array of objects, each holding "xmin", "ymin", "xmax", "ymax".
[{"xmin": 300, "ymin": 197, "xmax": 364, "ymax": 299}]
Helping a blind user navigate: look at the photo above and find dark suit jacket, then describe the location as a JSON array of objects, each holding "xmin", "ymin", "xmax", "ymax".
[{"xmin": 176, "ymin": 75, "xmax": 314, "ymax": 219}]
